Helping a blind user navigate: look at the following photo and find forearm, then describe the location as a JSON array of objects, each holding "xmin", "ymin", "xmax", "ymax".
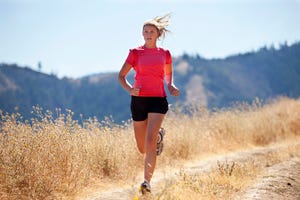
[
  {"xmin": 165, "ymin": 72, "xmax": 174, "ymax": 86},
  {"xmin": 118, "ymin": 62, "xmax": 134, "ymax": 94},
  {"xmin": 118, "ymin": 75, "xmax": 133, "ymax": 93},
  {"xmin": 165, "ymin": 65, "xmax": 179, "ymax": 96},
  {"xmin": 165, "ymin": 63, "xmax": 175, "ymax": 86}
]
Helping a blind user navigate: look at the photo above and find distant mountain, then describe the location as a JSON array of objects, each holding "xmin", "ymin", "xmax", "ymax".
[
  {"xmin": 173, "ymin": 42, "xmax": 300, "ymax": 108},
  {"xmin": 0, "ymin": 65, "xmax": 129, "ymax": 122},
  {"xmin": 1, "ymin": 42, "xmax": 300, "ymax": 123}
]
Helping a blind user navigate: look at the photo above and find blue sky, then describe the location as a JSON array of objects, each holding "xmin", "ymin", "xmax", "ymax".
[{"xmin": 1, "ymin": 0, "xmax": 300, "ymax": 78}]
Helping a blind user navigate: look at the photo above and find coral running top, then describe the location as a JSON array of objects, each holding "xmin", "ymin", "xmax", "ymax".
[{"xmin": 125, "ymin": 46, "xmax": 172, "ymax": 97}]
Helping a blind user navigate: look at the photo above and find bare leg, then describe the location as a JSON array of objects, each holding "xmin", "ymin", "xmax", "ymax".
[
  {"xmin": 144, "ymin": 113, "xmax": 165, "ymax": 183},
  {"xmin": 133, "ymin": 119, "xmax": 148, "ymax": 154}
]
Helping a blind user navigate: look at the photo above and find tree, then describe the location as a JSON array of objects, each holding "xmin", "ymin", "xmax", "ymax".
[{"xmin": 38, "ymin": 62, "xmax": 42, "ymax": 72}]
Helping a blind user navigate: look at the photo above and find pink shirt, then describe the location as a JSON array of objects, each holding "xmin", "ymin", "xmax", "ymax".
[{"xmin": 125, "ymin": 46, "xmax": 172, "ymax": 97}]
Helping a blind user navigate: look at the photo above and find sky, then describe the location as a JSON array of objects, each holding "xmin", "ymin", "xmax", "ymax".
[{"xmin": 1, "ymin": 0, "xmax": 300, "ymax": 78}]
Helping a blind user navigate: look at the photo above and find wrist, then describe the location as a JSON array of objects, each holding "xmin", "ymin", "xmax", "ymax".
[
  {"xmin": 165, "ymin": 73, "xmax": 172, "ymax": 85},
  {"xmin": 167, "ymin": 82, "xmax": 174, "ymax": 87}
]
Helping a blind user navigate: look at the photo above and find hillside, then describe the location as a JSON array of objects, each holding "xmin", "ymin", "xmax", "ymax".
[
  {"xmin": 0, "ymin": 42, "xmax": 300, "ymax": 122},
  {"xmin": 173, "ymin": 42, "xmax": 300, "ymax": 107},
  {"xmin": 0, "ymin": 65, "xmax": 128, "ymax": 122}
]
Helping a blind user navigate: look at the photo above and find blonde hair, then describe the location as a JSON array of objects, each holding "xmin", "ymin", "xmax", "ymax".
[{"xmin": 143, "ymin": 13, "xmax": 171, "ymax": 39}]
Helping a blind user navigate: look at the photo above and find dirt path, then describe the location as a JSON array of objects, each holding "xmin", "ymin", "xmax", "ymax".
[
  {"xmin": 235, "ymin": 157, "xmax": 300, "ymax": 200},
  {"xmin": 76, "ymin": 142, "xmax": 300, "ymax": 200}
]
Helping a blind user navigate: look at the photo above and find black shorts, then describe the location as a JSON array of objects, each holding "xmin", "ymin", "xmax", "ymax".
[{"xmin": 131, "ymin": 96, "xmax": 169, "ymax": 121}]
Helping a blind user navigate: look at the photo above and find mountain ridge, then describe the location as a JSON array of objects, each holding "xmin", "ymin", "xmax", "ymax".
[{"xmin": 1, "ymin": 42, "xmax": 300, "ymax": 122}]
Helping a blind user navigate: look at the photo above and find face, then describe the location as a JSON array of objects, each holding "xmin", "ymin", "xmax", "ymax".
[{"xmin": 143, "ymin": 25, "xmax": 160, "ymax": 44}]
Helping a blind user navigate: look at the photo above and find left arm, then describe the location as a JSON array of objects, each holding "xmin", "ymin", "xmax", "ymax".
[{"xmin": 165, "ymin": 63, "xmax": 179, "ymax": 96}]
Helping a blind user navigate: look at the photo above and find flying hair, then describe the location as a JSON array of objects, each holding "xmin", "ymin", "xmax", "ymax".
[{"xmin": 143, "ymin": 13, "xmax": 171, "ymax": 39}]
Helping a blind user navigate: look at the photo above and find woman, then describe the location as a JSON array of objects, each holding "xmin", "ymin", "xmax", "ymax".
[{"xmin": 118, "ymin": 13, "xmax": 179, "ymax": 194}]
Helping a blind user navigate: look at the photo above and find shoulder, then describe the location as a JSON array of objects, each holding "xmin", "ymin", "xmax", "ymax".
[
  {"xmin": 158, "ymin": 47, "xmax": 171, "ymax": 55},
  {"xmin": 129, "ymin": 46, "xmax": 144, "ymax": 52},
  {"xmin": 158, "ymin": 48, "xmax": 172, "ymax": 58},
  {"xmin": 158, "ymin": 47, "xmax": 172, "ymax": 64}
]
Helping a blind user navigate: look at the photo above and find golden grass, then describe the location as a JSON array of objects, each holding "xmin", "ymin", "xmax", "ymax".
[
  {"xmin": 153, "ymin": 97, "xmax": 299, "ymax": 174},
  {"xmin": 0, "ymin": 97, "xmax": 299, "ymax": 199},
  {"xmin": 0, "ymin": 108, "xmax": 140, "ymax": 199},
  {"xmin": 153, "ymin": 161, "xmax": 259, "ymax": 200}
]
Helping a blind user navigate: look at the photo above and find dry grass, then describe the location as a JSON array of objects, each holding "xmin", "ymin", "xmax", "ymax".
[
  {"xmin": 154, "ymin": 160, "xmax": 259, "ymax": 200},
  {"xmin": 162, "ymin": 97, "xmax": 300, "ymax": 162},
  {"xmin": 0, "ymin": 108, "xmax": 140, "ymax": 199},
  {"xmin": 0, "ymin": 97, "xmax": 300, "ymax": 199}
]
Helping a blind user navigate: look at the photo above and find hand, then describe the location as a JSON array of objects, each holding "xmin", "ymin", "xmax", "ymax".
[
  {"xmin": 168, "ymin": 84, "xmax": 179, "ymax": 96},
  {"xmin": 130, "ymin": 87, "xmax": 140, "ymax": 96}
]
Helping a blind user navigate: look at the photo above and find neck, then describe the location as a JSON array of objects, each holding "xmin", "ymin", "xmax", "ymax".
[{"xmin": 144, "ymin": 43, "xmax": 157, "ymax": 49}]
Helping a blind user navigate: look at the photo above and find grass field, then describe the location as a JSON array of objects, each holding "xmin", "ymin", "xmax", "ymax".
[{"xmin": 0, "ymin": 97, "xmax": 299, "ymax": 199}]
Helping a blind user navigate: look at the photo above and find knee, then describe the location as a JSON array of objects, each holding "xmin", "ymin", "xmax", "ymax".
[
  {"xmin": 145, "ymin": 137, "xmax": 157, "ymax": 151},
  {"xmin": 137, "ymin": 144, "xmax": 146, "ymax": 154}
]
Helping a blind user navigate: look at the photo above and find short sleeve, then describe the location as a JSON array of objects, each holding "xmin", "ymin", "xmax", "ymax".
[
  {"xmin": 165, "ymin": 50, "xmax": 172, "ymax": 64},
  {"xmin": 125, "ymin": 49, "xmax": 137, "ymax": 66}
]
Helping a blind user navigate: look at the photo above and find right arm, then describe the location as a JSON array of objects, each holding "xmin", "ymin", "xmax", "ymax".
[{"xmin": 118, "ymin": 62, "xmax": 140, "ymax": 96}]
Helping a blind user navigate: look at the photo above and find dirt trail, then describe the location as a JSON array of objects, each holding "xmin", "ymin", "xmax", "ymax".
[
  {"xmin": 76, "ymin": 142, "xmax": 300, "ymax": 200},
  {"xmin": 235, "ymin": 157, "xmax": 300, "ymax": 200}
]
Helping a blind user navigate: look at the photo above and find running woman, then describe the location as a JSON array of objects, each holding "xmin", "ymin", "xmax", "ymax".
[{"xmin": 118, "ymin": 13, "xmax": 179, "ymax": 194}]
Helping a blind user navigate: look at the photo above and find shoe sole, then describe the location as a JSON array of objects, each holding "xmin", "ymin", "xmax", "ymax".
[
  {"xmin": 140, "ymin": 186, "xmax": 151, "ymax": 195},
  {"xmin": 156, "ymin": 128, "xmax": 165, "ymax": 156},
  {"xmin": 156, "ymin": 142, "xmax": 164, "ymax": 156}
]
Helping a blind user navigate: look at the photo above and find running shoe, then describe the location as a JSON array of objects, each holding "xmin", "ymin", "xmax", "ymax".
[
  {"xmin": 156, "ymin": 128, "xmax": 165, "ymax": 156},
  {"xmin": 140, "ymin": 181, "xmax": 151, "ymax": 194}
]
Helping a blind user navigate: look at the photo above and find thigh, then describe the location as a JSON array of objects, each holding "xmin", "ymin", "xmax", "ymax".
[
  {"xmin": 133, "ymin": 119, "xmax": 148, "ymax": 136},
  {"xmin": 147, "ymin": 113, "xmax": 165, "ymax": 138},
  {"xmin": 133, "ymin": 119, "xmax": 148, "ymax": 153}
]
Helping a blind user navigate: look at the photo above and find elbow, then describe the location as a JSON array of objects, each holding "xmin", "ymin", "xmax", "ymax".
[{"xmin": 118, "ymin": 73, "xmax": 125, "ymax": 84}]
